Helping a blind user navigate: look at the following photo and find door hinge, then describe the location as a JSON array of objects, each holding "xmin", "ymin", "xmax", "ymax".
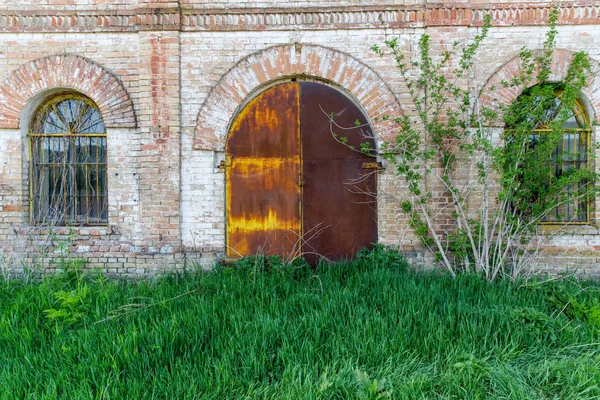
[{"xmin": 219, "ymin": 156, "xmax": 233, "ymax": 169}]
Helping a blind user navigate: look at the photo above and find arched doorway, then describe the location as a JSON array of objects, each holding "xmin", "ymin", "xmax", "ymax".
[{"xmin": 226, "ymin": 81, "xmax": 377, "ymax": 263}]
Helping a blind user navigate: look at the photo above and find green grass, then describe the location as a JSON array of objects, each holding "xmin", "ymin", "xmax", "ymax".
[{"xmin": 1, "ymin": 247, "xmax": 599, "ymax": 399}]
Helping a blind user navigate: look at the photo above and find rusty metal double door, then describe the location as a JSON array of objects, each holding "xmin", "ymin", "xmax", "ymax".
[{"xmin": 226, "ymin": 81, "xmax": 377, "ymax": 263}]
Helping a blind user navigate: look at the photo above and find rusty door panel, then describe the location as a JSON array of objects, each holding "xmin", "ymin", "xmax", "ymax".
[
  {"xmin": 302, "ymin": 159, "xmax": 377, "ymax": 263},
  {"xmin": 227, "ymin": 82, "xmax": 300, "ymax": 158},
  {"xmin": 300, "ymin": 81, "xmax": 375, "ymax": 160},
  {"xmin": 300, "ymin": 81, "xmax": 377, "ymax": 264},
  {"xmin": 226, "ymin": 82, "xmax": 301, "ymax": 258}
]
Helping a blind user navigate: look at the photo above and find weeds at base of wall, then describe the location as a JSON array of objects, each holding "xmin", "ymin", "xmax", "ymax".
[{"xmin": 0, "ymin": 224, "xmax": 72, "ymax": 282}]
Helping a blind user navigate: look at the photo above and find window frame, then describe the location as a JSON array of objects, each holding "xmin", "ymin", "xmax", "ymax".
[{"xmin": 28, "ymin": 92, "xmax": 108, "ymax": 227}]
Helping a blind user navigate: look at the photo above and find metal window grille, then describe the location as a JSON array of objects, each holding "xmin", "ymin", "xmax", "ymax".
[
  {"xmin": 28, "ymin": 94, "xmax": 108, "ymax": 226},
  {"xmin": 536, "ymin": 98, "xmax": 591, "ymax": 224}
]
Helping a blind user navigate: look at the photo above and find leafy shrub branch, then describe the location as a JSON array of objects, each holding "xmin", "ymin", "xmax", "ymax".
[{"xmin": 365, "ymin": 8, "xmax": 597, "ymax": 280}]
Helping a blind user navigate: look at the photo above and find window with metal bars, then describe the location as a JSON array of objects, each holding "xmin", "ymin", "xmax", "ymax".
[
  {"xmin": 28, "ymin": 93, "xmax": 107, "ymax": 226},
  {"xmin": 508, "ymin": 86, "xmax": 592, "ymax": 224}
]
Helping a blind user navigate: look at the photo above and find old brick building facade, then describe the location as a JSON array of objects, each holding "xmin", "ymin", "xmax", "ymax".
[{"xmin": 1, "ymin": 0, "xmax": 600, "ymax": 276}]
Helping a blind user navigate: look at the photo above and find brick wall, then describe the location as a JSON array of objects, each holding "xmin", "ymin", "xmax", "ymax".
[{"xmin": 1, "ymin": 1, "xmax": 600, "ymax": 275}]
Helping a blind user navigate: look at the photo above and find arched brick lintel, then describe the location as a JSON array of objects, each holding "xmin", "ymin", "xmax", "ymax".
[
  {"xmin": 193, "ymin": 44, "xmax": 402, "ymax": 151},
  {"xmin": 0, "ymin": 54, "xmax": 137, "ymax": 129},
  {"xmin": 479, "ymin": 49, "xmax": 600, "ymax": 127}
]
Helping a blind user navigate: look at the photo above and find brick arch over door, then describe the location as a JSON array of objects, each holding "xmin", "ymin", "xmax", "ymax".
[
  {"xmin": 0, "ymin": 54, "xmax": 137, "ymax": 129},
  {"xmin": 193, "ymin": 43, "xmax": 402, "ymax": 151},
  {"xmin": 479, "ymin": 49, "xmax": 600, "ymax": 126}
]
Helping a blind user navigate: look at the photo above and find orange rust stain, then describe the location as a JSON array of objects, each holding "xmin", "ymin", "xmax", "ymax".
[
  {"xmin": 228, "ymin": 94, "xmax": 281, "ymax": 134},
  {"xmin": 227, "ymin": 82, "xmax": 299, "ymax": 158},
  {"xmin": 228, "ymin": 158, "xmax": 299, "ymax": 192},
  {"xmin": 227, "ymin": 228, "xmax": 299, "ymax": 258},
  {"xmin": 229, "ymin": 209, "xmax": 299, "ymax": 233},
  {"xmin": 226, "ymin": 157, "xmax": 300, "ymax": 255},
  {"xmin": 226, "ymin": 82, "xmax": 301, "ymax": 258}
]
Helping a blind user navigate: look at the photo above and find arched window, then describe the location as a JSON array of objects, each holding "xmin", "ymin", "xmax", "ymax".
[
  {"xmin": 506, "ymin": 85, "xmax": 592, "ymax": 224},
  {"xmin": 29, "ymin": 93, "xmax": 107, "ymax": 225}
]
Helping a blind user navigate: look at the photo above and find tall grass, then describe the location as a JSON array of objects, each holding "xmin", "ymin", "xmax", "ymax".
[{"xmin": 1, "ymin": 247, "xmax": 599, "ymax": 399}]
